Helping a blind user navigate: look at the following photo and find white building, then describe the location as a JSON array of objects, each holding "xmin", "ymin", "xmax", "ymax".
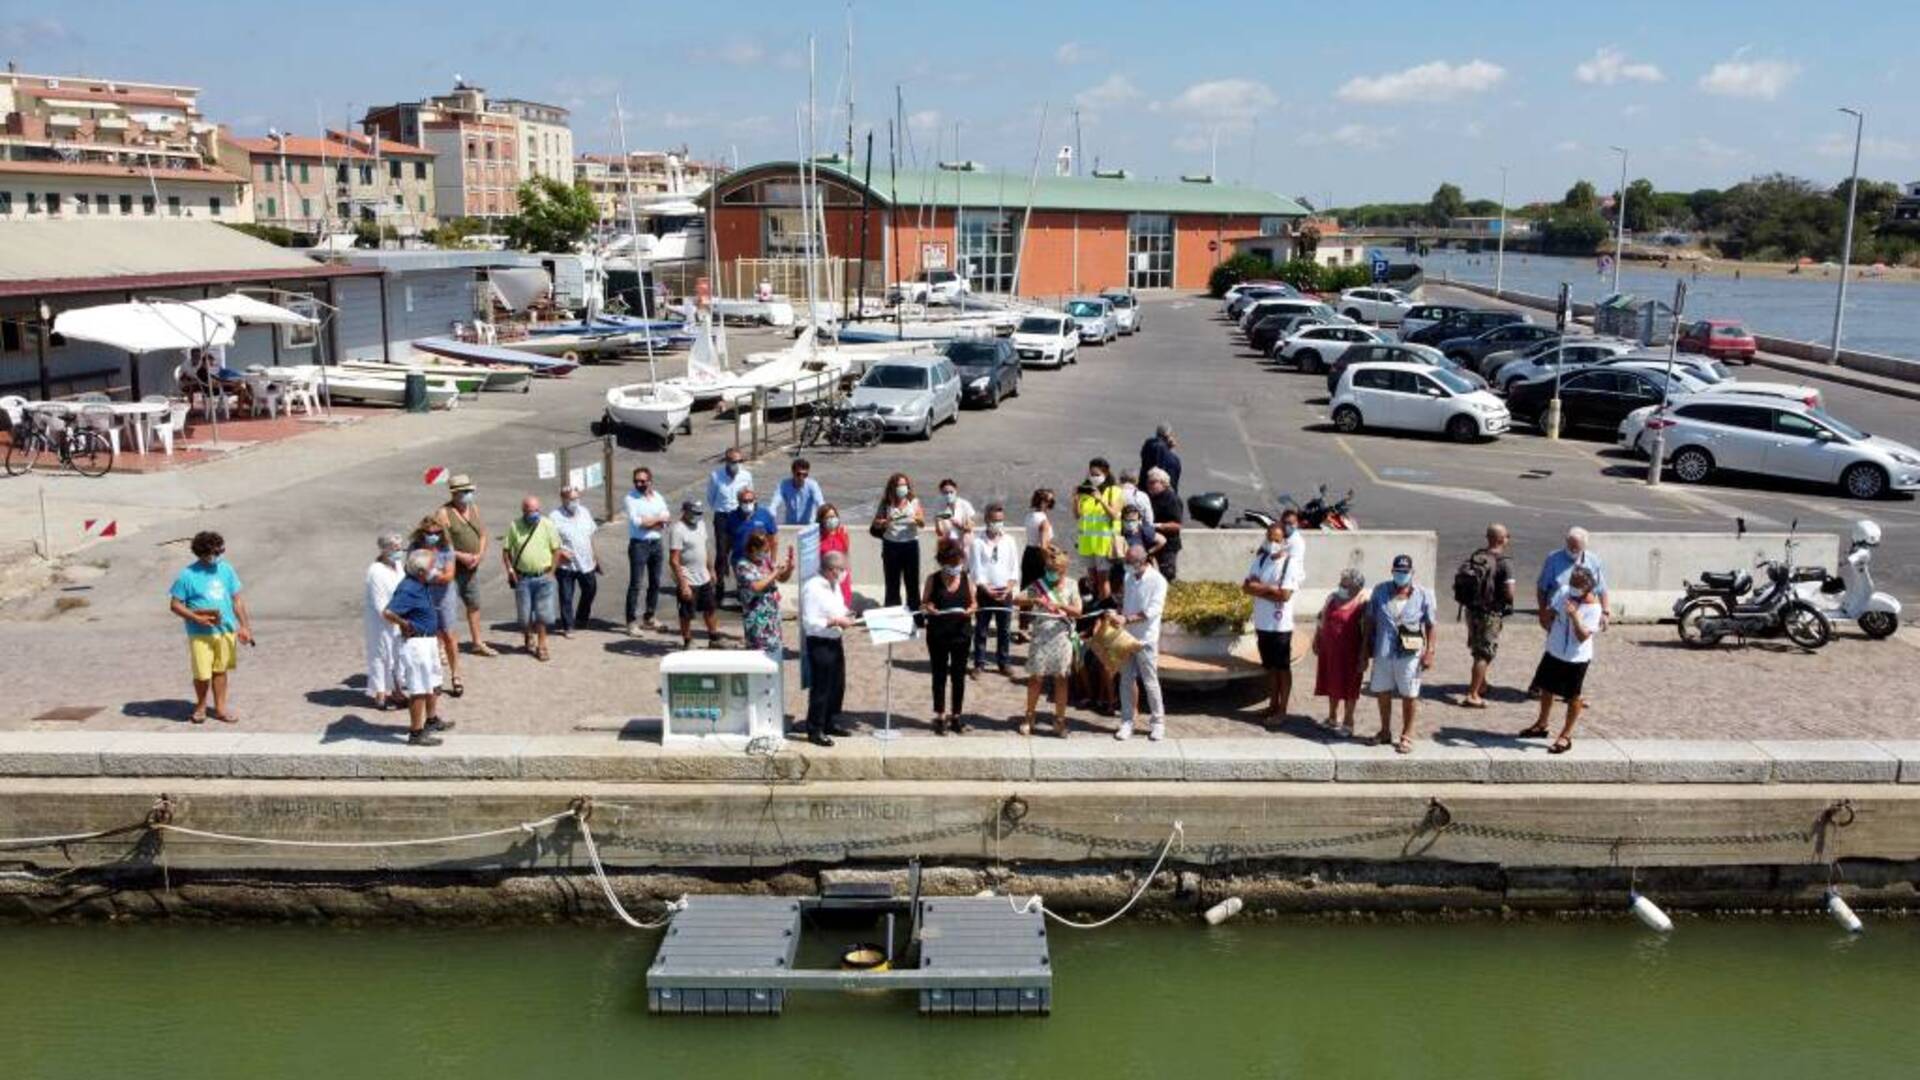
[{"xmin": 495, "ymin": 98, "xmax": 573, "ymax": 185}]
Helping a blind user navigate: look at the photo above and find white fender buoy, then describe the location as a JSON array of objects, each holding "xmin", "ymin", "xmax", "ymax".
[
  {"xmin": 1629, "ymin": 891, "xmax": 1673, "ymax": 933},
  {"xmin": 1203, "ymin": 897, "xmax": 1244, "ymax": 926},
  {"xmin": 1826, "ymin": 889, "xmax": 1864, "ymax": 934}
]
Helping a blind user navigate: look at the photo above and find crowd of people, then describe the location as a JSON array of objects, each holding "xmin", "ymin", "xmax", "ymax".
[{"xmin": 167, "ymin": 421, "xmax": 1614, "ymax": 753}]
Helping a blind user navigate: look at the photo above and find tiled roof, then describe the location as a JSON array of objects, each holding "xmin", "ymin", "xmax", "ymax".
[
  {"xmin": 21, "ymin": 86, "xmax": 193, "ymax": 110},
  {"xmin": 0, "ymin": 160, "xmax": 244, "ymax": 184}
]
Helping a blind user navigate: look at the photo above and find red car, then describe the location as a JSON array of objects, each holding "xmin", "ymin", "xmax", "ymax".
[{"xmin": 1678, "ymin": 319, "xmax": 1758, "ymax": 363}]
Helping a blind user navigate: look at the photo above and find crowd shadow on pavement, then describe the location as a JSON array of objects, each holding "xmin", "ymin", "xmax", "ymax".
[
  {"xmin": 122, "ymin": 699, "xmax": 197, "ymax": 723},
  {"xmin": 602, "ymin": 637, "xmax": 682, "ymax": 659},
  {"xmin": 305, "ymin": 684, "xmax": 373, "ymax": 709},
  {"xmin": 321, "ymin": 714, "xmax": 413, "ymax": 745},
  {"xmin": 1431, "ymin": 726, "xmax": 1535, "ymax": 751}
]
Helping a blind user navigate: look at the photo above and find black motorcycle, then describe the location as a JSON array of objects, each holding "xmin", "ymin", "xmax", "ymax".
[
  {"xmin": 1673, "ymin": 521, "xmax": 1832, "ymax": 650},
  {"xmin": 1186, "ymin": 484, "xmax": 1357, "ymax": 531}
]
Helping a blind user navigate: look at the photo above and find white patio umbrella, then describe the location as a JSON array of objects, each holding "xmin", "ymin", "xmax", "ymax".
[
  {"xmin": 190, "ymin": 292, "xmax": 332, "ymax": 416},
  {"xmin": 52, "ymin": 300, "xmax": 239, "ymax": 441}
]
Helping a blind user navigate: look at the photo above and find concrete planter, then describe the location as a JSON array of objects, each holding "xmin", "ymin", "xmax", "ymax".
[{"xmin": 1160, "ymin": 625, "xmax": 1252, "ymax": 661}]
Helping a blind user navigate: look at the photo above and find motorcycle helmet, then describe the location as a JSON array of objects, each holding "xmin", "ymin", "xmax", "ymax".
[
  {"xmin": 1851, "ymin": 520, "xmax": 1882, "ymax": 548},
  {"xmin": 1187, "ymin": 492, "xmax": 1230, "ymax": 529}
]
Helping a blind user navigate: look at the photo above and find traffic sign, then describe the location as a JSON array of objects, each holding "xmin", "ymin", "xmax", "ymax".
[{"xmin": 1370, "ymin": 255, "xmax": 1390, "ymax": 283}]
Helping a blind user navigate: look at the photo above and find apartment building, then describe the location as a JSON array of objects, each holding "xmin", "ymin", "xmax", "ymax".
[
  {"xmin": 494, "ymin": 98, "xmax": 573, "ymax": 184},
  {"xmin": 362, "ymin": 82, "xmax": 526, "ymax": 221},
  {"xmin": 575, "ymin": 149, "xmax": 724, "ymax": 223},
  {"xmin": 217, "ymin": 130, "xmax": 437, "ymax": 236},
  {"xmin": 0, "ymin": 70, "xmax": 250, "ymax": 223}
]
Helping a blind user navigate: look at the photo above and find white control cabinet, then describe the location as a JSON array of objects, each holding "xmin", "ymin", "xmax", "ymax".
[{"xmin": 659, "ymin": 650, "xmax": 784, "ymax": 746}]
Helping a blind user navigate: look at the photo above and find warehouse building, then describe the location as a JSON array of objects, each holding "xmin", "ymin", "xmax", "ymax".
[{"xmin": 708, "ymin": 158, "xmax": 1308, "ymax": 299}]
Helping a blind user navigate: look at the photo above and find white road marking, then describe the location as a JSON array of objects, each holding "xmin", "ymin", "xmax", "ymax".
[
  {"xmin": 1585, "ymin": 501, "xmax": 1650, "ymax": 520},
  {"xmin": 1409, "ymin": 485, "xmax": 1513, "ymax": 506},
  {"xmin": 1655, "ymin": 489, "xmax": 1784, "ymax": 528}
]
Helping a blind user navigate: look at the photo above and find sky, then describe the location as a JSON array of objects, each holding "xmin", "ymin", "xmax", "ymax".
[{"xmin": 3, "ymin": 0, "xmax": 1914, "ymax": 207}]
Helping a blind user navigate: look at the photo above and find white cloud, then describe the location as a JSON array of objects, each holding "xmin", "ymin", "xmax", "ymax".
[
  {"xmin": 1693, "ymin": 136, "xmax": 1746, "ymax": 162},
  {"xmin": 1156, "ymin": 78, "xmax": 1277, "ymax": 121},
  {"xmin": 1055, "ymin": 41, "xmax": 1087, "ymax": 64},
  {"xmin": 659, "ymin": 111, "xmax": 704, "ymax": 130},
  {"xmin": 1297, "ymin": 124, "xmax": 1396, "ymax": 151},
  {"xmin": 1462, "ymin": 120, "xmax": 1485, "ymax": 139},
  {"xmin": 1575, "ymin": 47, "xmax": 1664, "ymax": 85},
  {"xmin": 1698, "ymin": 53, "xmax": 1800, "ymax": 100},
  {"xmin": 1074, "ymin": 74, "xmax": 1143, "ymax": 111},
  {"xmin": 1171, "ymin": 133, "xmax": 1211, "ymax": 154},
  {"xmin": 1336, "ymin": 59, "xmax": 1506, "ymax": 104},
  {"xmin": 1816, "ymin": 133, "xmax": 1915, "ymax": 162},
  {"xmin": 906, "ymin": 109, "xmax": 943, "ymax": 134}
]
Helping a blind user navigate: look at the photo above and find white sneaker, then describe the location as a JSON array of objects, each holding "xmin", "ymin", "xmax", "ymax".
[
  {"xmin": 1114, "ymin": 721, "xmax": 1134, "ymax": 741},
  {"xmin": 1148, "ymin": 721, "xmax": 1165, "ymax": 742}
]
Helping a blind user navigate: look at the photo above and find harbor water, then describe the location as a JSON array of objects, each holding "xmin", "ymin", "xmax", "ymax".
[
  {"xmin": 1417, "ymin": 248, "xmax": 1920, "ymax": 360},
  {"xmin": 8, "ymin": 918, "xmax": 1915, "ymax": 1079}
]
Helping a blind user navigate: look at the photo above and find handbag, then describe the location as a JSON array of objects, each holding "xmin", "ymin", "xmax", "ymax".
[{"xmin": 1395, "ymin": 625, "xmax": 1426, "ymax": 654}]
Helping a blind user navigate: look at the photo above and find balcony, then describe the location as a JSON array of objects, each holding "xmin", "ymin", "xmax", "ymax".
[{"xmin": 48, "ymin": 112, "xmax": 82, "ymax": 128}]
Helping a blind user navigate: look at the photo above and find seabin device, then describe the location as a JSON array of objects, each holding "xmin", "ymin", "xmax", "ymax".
[{"xmin": 659, "ymin": 650, "xmax": 784, "ymax": 746}]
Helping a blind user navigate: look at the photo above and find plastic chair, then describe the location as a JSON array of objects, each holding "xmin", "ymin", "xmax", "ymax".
[
  {"xmin": 241, "ymin": 374, "xmax": 282, "ymax": 420},
  {"xmin": 76, "ymin": 403, "xmax": 120, "ymax": 455},
  {"xmin": 285, "ymin": 373, "xmax": 319, "ymax": 417},
  {"xmin": 0, "ymin": 395, "xmax": 26, "ymax": 432},
  {"xmin": 155, "ymin": 400, "xmax": 189, "ymax": 455},
  {"xmin": 74, "ymin": 391, "xmax": 111, "ymax": 404}
]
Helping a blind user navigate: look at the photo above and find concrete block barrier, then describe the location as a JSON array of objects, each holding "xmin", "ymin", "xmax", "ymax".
[{"xmin": 1586, "ymin": 531, "xmax": 1840, "ymax": 623}]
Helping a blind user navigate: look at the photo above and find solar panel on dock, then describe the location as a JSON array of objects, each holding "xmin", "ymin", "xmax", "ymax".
[
  {"xmin": 648, "ymin": 897, "xmax": 803, "ymax": 1016},
  {"xmin": 916, "ymin": 897, "xmax": 1051, "ymax": 1016}
]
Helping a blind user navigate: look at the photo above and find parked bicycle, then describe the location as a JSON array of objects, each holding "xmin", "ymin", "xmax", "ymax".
[
  {"xmin": 4, "ymin": 412, "xmax": 115, "ymax": 478},
  {"xmin": 798, "ymin": 400, "xmax": 884, "ymax": 450}
]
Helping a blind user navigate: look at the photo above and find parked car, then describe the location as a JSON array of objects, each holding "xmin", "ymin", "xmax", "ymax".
[
  {"xmin": 1337, "ymin": 287, "xmax": 1415, "ymax": 324},
  {"xmin": 1437, "ymin": 323, "xmax": 1560, "ymax": 368},
  {"xmin": 1249, "ymin": 313, "xmax": 1332, "ymax": 355},
  {"xmin": 1274, "ymin": 325, "xmax": 1390, "ymax": 371},
  {"xmin": 1399, "ymin": 303, "xmax": 1471, "ymax": 337},
  {"xmin": 1490, "ymin": 340, "xmax": 1635, "ymax": 393},
  {"xmin": 1505, "ymin": 364, "xmax": 1687, "ymax": 434},
  {"xmin": 1010, "ymin": 312, "xmax": 1080, "ymax": 368},
  {"xmin": 887, "ymin": 268, "xmax": 970, "ymax": 306},
  {"xmin": 942, "ymin": 338, "xmax": 1022, "ymax": 408},
  {"xmin": 1678, "ymin": 319, "xmax": 1758, "ymax": 364},
  {"xmin": 1065, "ymin": 297, "xmax": 1119, "ymax": 344},
  {"xmin": 1604, "ymin": 358, "xmax": 1821, "ymax": 408},
  {"xmin": 1324, "ymin": 342, "xmax": 1483, "ymax": 393},
  {"xmin": 1240, "ymin": 297, "xmax": 1338, "ymax": 334},
  {"xmin": 1221, "ymin": 280, "xmax": 1291, "ymax": 308},
  {"xmin": 1640, "ymin": 397, "xmax": 1920, "ymax": 498},
  {"xmin": 1330, "ymin": 362, "xmax": 1511, "ymax": 442},
  {"xmin": 1475, "ymin": 333, "xmax": 1569, "ymax": 378},
  {"xmin": 1225, "ymin": 285, "xmax": 1295, "ymax": 320},
  {"xmin": 850, "ymin": 355, "xmax": 964, "ymax": 439},
  {"xmin": 1617, "ymin": 375, "xmax": 1828, "ymax": 453},
  {"xmin": 1403, "ymin": 309, "xmax": 1527, "ymax": 347},
  {"xmin": 1099, "ymin": 288, "xmax": 1142, "ymax": 334}
]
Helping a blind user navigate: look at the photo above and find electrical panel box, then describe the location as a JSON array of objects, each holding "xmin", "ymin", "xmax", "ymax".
[{"xmin": 659, "ymin": 650, "xmax": 784, "ymax": 746}]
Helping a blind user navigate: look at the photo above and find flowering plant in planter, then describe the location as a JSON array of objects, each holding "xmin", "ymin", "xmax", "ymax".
[{"xmin": 1162, "ymin": 580, "xmax": 1253, "ymax": 637}]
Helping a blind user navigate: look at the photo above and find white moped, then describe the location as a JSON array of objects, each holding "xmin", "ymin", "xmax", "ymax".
[{"xmin": 1794, "ymin": 520, "xmax": 1900, "ymax": 640}]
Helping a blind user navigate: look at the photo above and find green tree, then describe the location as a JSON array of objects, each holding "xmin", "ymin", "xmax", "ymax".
[
  {"xmin": 504, "ymin": 177, "xmax": 597, "ymax": 253},
  {"xmin": 1426, "ymin": 182, "xmax": 1466, "ymax": 226},
  {"xmin": 1563, "ymin": 180, "xmax": 1598, "ymax": 214},
  {"xmin": 1293, "ymin": 225, "xmax": 1322, "ymax": 261},
  {"xmin": 1620, "ymin": 178, "xmax": 1655, "ymax": 232}
]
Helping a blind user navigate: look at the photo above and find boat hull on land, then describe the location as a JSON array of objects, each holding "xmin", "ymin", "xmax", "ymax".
[
  {"xmin": 605, "ymin": 383, "xmax": 695, "ymax": 442},
  {"xmin": 412, "ymin": 338, "xmax": 578, "ymax": 376}
]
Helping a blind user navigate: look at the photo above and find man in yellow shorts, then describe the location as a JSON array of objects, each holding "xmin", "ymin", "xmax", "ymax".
[{"xmin": 167, "ymin": 530, "xmax": 254, "ymax": 724}]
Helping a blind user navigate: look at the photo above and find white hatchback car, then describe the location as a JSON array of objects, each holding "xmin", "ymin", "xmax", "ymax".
[
  {"xmin": 1330, "ymin": 361, "xmax": 1510, "ymax": 442},
  {"xmin": 1010, "ymin": 312, "xmax": 1080, "ymax": 368},
  {"xmin": 1337, "ymin": 287, "xmax": 1415, "ymax": 325},
  {"xmin": 1273, "ymin": 324, "xmax": 1389, "ymax": 370}
]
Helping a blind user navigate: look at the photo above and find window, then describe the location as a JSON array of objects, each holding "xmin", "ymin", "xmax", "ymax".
[
  {"xmin": 957, "ymin": 209, "xmax": 1019, "ymax": 295},
  {"xmin": 300, "ymin": 197, "xmax": 311, "ymax": 218},
  {"xmin": 1773, "ymin": 412, "xmax": 1830, "ymax": 440},
  {"xmin": 414, "ymin": 161, "xmax": 426, "ymax": 180},
  {"xmin": 1127, "ymin": 213, "xmax": 1173, "ymax": 289},
  {"xmin": 46, "ymin": 193, "xmax": 60, "ymax": 215},
  {"xmin": 168, "ymin": 196, "xmax": 181, "ymax": 216},
  {"xmin": 417, "ymin": 194, "xmax": 427, "ymax": 212},
  {"xmin": 1258, "ymin": 215, "xmax": 1290, "ymax": 236},
  {"xmin": 1679, "ymin": 403, "xmax": 1772, "ymax": 430},
  {"xmin": 26, "ymin": 192, "xmax": 39, "ymax": 214},
  {"xmin": 265, "ymin": 196, "xmax": 277, "ymax": 217},
  {"xmin": 0, "ymin": 191, "xmax": 10, "ymax": 215},
  {"xmin": 1352, "ymin": 368, "xmax": 1393, "ymax": 391},
  {"xmin": 390, "ymin": 160, "xmax": 402, "ymax": 180},
  {"xmin": 336, "ymin": 163, "xmax": 348, "ymax": 184},
  {"xmin": 299, "ymin": 162, "xmax": 310, "ymax": 183},
  {"xmin": 120, "ymin": 194, "xmax": 133, "ymax": 215},
  {"xmin": 761, "ymin": 208, "xmax": 813, "ymax": 259},
  {"xmin": 95, "ymin": 193, "xmax": 108, "ymax": 214},
  {"xmin": 208, "ymin": 196, "xmax": 221, "ymax": 216},
  {"xmin": 263, "ymin": 161, "xmax": 275, "ymax": 182},
  {"xmin": 75, "ymin": 193, "xmax": 88, "ymax": 215},
  {"xmin": 393, "ymin": 194, "xmax": 403, "ymax": 208},
  {"xmin": 2, "ymin": 319, "xmax": 20, "ymax": 353},
  {"xmin": 358, "ymin": 164, "xmax": 373, "ymax": 185}
]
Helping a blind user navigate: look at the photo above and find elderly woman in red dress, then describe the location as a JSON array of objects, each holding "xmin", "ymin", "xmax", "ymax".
[{"xmin": 1311, "ymin": 567, "xmax": 1368, "ymax": 734}]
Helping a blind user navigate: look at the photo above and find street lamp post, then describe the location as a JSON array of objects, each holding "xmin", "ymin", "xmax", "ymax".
[
  {"xmin": 1609, "ymin": 145, "xmax": 1628, "ymax": 294},
  {"xmin": 1831, "ymin": 107, "xmax": 1864, "ymax": 365},
  {"xmin": 1495, "ymin": 165, "xmax": 1509, "ymax": 295}
]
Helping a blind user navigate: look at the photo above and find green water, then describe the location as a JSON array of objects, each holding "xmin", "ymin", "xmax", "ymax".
[{"xmin": 7, "ymin": 917, "xmax": 1915, "ymax": 1079}]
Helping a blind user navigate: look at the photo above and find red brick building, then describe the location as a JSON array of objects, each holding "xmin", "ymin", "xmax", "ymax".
[{"xmin": 709, "ymin": 158, "xmax": 1308, "ymax": 298}]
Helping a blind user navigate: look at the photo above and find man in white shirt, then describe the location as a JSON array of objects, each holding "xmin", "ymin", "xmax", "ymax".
[
  {"xmin": 934, "ymin": 478, "xmax": 977, "ymax": 546},
  {"xmin": 967, "ymin": 503, "xmax": 1020, "ymax": 676},
  {"xmin": 547, "ymin": 484, "xmax": 600, "ymax": 636},
  {"xmin": 705, "ymin": 448, "xmax": 752, "ymax": 597},
  {"xmin": 622, "ymin": 467, "xmax": 672, "ymax": 635},
  {"xmin": 1242, "ymin": 520, "xmax": 1305, "ymax": 725},
  {"xmin": 1118, "ymin": 469, "xmax": 1155, "ymax": 531},
  {"xmin": 1114, "ymin": 545, "xmax": 1167, "ymax": 741},
  {"xmin": 799, "ymin": 552, "xmax": 858, "ymax": 746}
]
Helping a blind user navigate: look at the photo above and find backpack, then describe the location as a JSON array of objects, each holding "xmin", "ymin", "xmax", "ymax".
[{"xmin": 1452, "ymin": 549, "xmax": 1500, "ymax": 611}]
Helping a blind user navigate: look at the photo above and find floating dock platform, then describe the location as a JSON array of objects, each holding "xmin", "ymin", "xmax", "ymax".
[{"xmin": 647, "ymin": 894, "xmax": 1051, "ymax": 1017}]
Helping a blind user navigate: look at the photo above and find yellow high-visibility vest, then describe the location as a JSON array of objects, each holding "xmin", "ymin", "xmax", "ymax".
[{"xmin": 1075, "ymin": 487, "xmax": 1121, "ymax": 558}]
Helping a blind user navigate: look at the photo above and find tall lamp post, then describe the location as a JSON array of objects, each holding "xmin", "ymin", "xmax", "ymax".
[
  {"xmin": 1609, "ymin": 145, "xmax": 1628, "ymax": 294},
  {"xmin": 1495, "ymin": 164, "xmax": 1509, "ymax": 295},
  {"xmin": 1830, "ymin": 107, "xmax": 1864, "ymax": 364}
]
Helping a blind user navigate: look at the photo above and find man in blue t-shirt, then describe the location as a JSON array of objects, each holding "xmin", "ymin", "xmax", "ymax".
[{"xmin": 166, "ymin": 530, "xmax": 253, "ymax": 724}]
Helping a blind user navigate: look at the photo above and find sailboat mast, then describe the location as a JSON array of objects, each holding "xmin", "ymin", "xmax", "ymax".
[
  {"xmin": 614, "ymin": 93, "xmax": 660, "ymax": 386},
  {"xmin": 1010, "ymin": 103, "xmax": 1048, "ymax": 300}
]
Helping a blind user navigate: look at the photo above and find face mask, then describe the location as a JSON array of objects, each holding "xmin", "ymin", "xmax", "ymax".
[
  {"xmin": 823, "ymin": 516, "xmax": 840, "ymax": 531},
  {"xmin": 895, "ymin": 484, "xmax": 909, "ymax": 499},
  {"xmin": 1332, "ymin": 585, "xmax": 1352, "ymax": 600},
  {"xmin": 740, "ymin": 499, "xmax": 756, "ymax": 511},
  {"xmin": 456, "ymin": 492, "xmax": 474, "ymax": 507},
  {"xmin": 523, "ymin": 512, "xmax": 542, "ymax": 525},
  {"xmin": 942, "ymin": 491, "xmax": 957, "ymax": 504},
  {"xmin": 1282, "ymin": 523, "xmax": 1297, "ymax": 538},
  {"xmin": 986, "ymin": 521, "xmax": 1003, "ymax": 535},
  {"xmin": 1042, "ymin": 571, "xmax": 1060, "ymax": 585},
  {"xmin": 725, "ymin": 462, "xmax": 739, "ymax": 476},
  {"xmin": 1266, "ymin": 541, "xmax": 1285, "ymax": 556},
  {"xmin": 943, "ymin": 564, "xmax": 963, "ymax": 577},
  {"xmin": 385, "ymin": 550, "xmax": 404, "ymax": 565},
  {"xmin": 634, "ymin": 480, "xmax": 649, "ymax": 491},
  {"xmin": 1088, "ymin": 473, "xmax": 1104, "ymax": 486},
  {"xmin": 424, "ymin": 532, "xmax": 443, "ymax": 546},
  {"xmin": 684, "ymin": 514, "xmax": 701, "ymax": 526},
  {"xmin": 563, "ymin": 499, "xmax": 579, "ymax": 512},
  {"xmin": 1392, "ymin": 571, "xmax": 1412, "ymax": 588}
]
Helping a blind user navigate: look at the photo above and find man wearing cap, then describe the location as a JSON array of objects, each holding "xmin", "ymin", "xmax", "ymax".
[
  {"xmin": 668, "ymin": 499, "xmax": 720, "ymax": 649},
  {"xmin": 549, "ymin": 484, "xmax": 601, "ymax": 636},
  {"xmin": 706, "ymin": 448, "xmax": 753, "ymax": 598},
  {"xmin": 431, "ymin": 474, "xmax": 494, "ymax": 657},
  {"xmin": 503, "ymin": 495, "xmax": 569, "ymax": 661},
  {"xmin": 623, "ymin": 467, "xmax": 671, "ymax": 635},
  {"xmin": 1361, "ymin": 554, "xmax": 1438, "ymax": 754}
]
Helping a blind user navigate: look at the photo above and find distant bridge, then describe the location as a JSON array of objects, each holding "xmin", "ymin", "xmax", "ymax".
[{"xmin": 1331, "ymin": 226, "xmax": 1524, "ymax": 244}]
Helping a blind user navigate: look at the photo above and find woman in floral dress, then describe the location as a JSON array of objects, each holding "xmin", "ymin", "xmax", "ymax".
[{"xmin": 735, "ymin": 530, "xmax": 793, "ymax": 661}]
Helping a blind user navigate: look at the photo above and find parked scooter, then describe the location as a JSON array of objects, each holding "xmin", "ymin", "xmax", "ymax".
[
  {"xmin": 1239, "ymin": 484, "xmax": 1358, "ymax": 531},
  {"xmin": 1792, "ymin": 520, "xmax": 1901, "ymax": 639},
  {"xmin": 1674, "ymin": 519, "xmax": 1833, "ymax": 650}
]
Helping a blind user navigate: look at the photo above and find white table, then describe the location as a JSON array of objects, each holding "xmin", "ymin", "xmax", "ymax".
[{"xmin": 109, "ymin": 400, "xmax": 171, "ymax": 455}]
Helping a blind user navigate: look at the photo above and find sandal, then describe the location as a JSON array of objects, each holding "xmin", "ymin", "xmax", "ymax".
[
  {"xmin": 1019, "ymin": 716, "xmax": 1034, "ymax": 737},
  {"xmin": 1517, "ymin": 725, "xmax": 1550, "ymax": 738},
  {"xmin": 1459, "ymin": 698, "xmax": 1488, "ymax": 709},
  {"xmin": 535, "ymin": 646, "xmax": 550, "ymax": 662},
  {"xmin": 189, "ymin": 710, "xmax": 207, "ymax": 725},
  {"xmin": 1549, "ymin": 737, "xmax": 1573, "ymax": 754},
  {"xmin": 214, "ymin": 710, "xmax": 239, "ymax": 725},
  {"xmin": 447, "ymin": 678, "xmax": 465, "ymax": 699},
  {"xmin": 470, "ymin": 642, "xmax": 499, "ymax": 658},
  {"xmin": 1374, "ymin": 729, "xmax": 1393, "ymax": 746},
  {"xmin": 1394, "ymin": 735, "xmax": 1413, "ymax": 755}
]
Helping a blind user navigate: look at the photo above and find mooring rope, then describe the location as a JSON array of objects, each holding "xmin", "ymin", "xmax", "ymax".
[
  {"xmin": 574, "ymin": 812, "xmax": 683, "ymax": 930},
  {"xmin": 150, "ymin": 811, "xmax": 578, "ymax": 850},
  {"xmin": 1009, "ymin": 820, "xmax": 1185, "ymax": 930}
]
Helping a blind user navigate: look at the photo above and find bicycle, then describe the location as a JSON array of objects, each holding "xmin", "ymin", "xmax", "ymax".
[
  {"xmin": 798, "ymin": 400, "xmax": 883, "ymax": 450},
  {"xmin": 4, "ymin": 413, "xmax": 115, "ymax": 478}
]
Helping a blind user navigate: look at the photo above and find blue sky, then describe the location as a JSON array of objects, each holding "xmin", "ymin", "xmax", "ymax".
[{"xmin": 3, "ymin": 0, "xmax": 1913, "ymax": 206}]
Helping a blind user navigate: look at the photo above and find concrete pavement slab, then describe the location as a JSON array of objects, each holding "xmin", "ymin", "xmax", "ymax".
[
  {"xmin": 1615, "ymin": 740, "xmax": 1772, "ymax": 783},
  {"xmin": 228, "ymin": 733, "xmax": 385, "ymax": 779},
  {"xmin": 99, "ymin": 731, "xmax": 246, "ymax": 778},
  {"xmin": 515, "ymin": 735, "xmax": 666, "ymax": 782},
  {"xmin": 1475, "ymin": 738, "xmax": 1631, "ymax": 783},
  {"xmin": 0, "ymin": 731, "xmax": 105, "ymax": 776},
  {"xmin": 1329, "ymin": 742, "xmax": 1491, "ymax": 782},
  {"xmin": 1754, "ymin": 740, "xmax": 1900, "ymax": 783},
  {"xmin": 1877, "ymin": 742, "xmax": 1920, "ymax": 784},
  {"xmin": 1178, "ymin": 739, "xmax": 1335, "ymax": 781},
  {"xmin": 1029, "ymin": 736, "xmax": 1185, "ymax": 780},
  {"xmin": 353, "ymin": 735, "xmax": 527, "ymax": 780},
  {"xmin": 880, "ymin": 736, "xmax": 1034, "ymax": 781}
]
